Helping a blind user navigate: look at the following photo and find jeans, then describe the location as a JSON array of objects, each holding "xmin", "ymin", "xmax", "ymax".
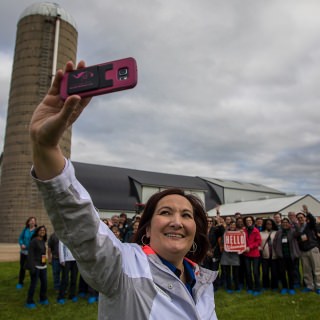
[
  {"xmin": 51, "ymin": 258, "xmax": 61, "ymax": 290},
  {"xmin": 262, "ymin": 258, "xmax": 278, "ymax": 289},
  {"xmin": 18, "ymin": 253, "xmax": 28, "ymax": 285},
  {"xmin": 244, "ymin": 256, "xmax": 260, "ymax": 291},
  {"xmin": 58, "ymin": 261, "xmax": 78, "ymax": 299},
  {"xmin": 27, "ymin": 268, "xmax": 47, "ymax": 304},
  {"xmin": 238, "ymin": 254, "xmax": 246, "ymax": 288},
  {"xmin": 278, "ymin": 257, "xmax": 297, "ymax": 290},
  {"xmin": 78, "ymin": 275, "xmax": 99, "ymax": 297},
  {"xmin": 293, "ymin": 258, "xmax": 301, "ymax": 287},
  {"xmin": 222, "ymin": 265, "xmax": 239, "ymax": 290}
]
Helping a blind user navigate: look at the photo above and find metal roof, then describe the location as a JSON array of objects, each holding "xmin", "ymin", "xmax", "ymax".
[
  {"xmin": 207, "ymin": 195, "xmax": 313, "ymax": 216},
  {"xmin": 73, "ymin": 162, "xmax": 218, "ymax": 212},
  {"xmin": 200, "ymin": 177, "xmax": 284, "ymax": 194},
  {"xmin": 128, "ymin": 171, "xmax": 208, "ymax": 191},
  {"xmin": 19, "ymin": 2, "xmax": 77, "ymax": 29}
]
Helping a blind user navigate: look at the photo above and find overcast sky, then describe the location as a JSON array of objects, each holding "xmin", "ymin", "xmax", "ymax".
[{"xmin": 1, "ymin": 0, "xmax": 320, "ymax": 200}]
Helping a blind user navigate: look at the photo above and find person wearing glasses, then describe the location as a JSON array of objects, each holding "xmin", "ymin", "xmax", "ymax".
[
  {"xmin": 296, "ymin": 208, "xmax": 320, "ymax": 294},
  {"xmin": 207, "ymin": 217, "xmax": 214, "ymax": 234}
]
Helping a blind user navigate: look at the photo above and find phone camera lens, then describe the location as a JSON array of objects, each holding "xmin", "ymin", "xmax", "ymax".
[{"xmin": 118, "ymin": 68, "xmax": 128, "ymax": 76}]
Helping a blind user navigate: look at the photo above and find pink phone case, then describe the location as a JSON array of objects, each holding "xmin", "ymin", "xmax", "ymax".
[{"xmin": 60, "ymin": 57, "xmax": 137, "ymax": 100}]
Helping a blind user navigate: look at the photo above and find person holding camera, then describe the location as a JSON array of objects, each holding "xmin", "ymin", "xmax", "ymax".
[{"xmin": 29, "ymin": 60, "xmax": 218, "ymax": 319}]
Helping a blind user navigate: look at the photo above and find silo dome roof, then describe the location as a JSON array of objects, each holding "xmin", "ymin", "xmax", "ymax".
[{"xmin": 19, "ymin": 2, "xmax": 77, "ymax": 30}]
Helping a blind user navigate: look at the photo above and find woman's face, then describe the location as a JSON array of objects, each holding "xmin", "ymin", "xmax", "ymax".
[
  {"xmin": 146, "ymin": 194, "xmax": 196, "ymax": 267},
  {"xmin": 245, "ymin": 218, "xmax": 253, "ymax": 227},
  {"xmin": 132, "ymin": 222, "xmax": 139, "ymax": 233},
  {"xmin": 38, "ymin": 227, "xmax": 46, "ymax": 238},
  {"xmin": 265, "ymin": 221, "xmax": 273, "ymax": 230},
  {"xmin": 229, "ymin": 222, "xmax": 236, "ymax": 231},
  {"xmin": 29, "ymin": 218, "xmax": 36, "ymax": 228},
  {"xmin": 281, "ymin": 220, "xmax": 290, "ymax": 230},
  {"xmin": 111, "ymin": 227, "xmax": 121, "ymax": 239}
]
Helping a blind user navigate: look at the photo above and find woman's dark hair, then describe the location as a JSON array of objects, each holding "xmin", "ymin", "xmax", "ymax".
[
  {"xmin": 243, "ymin": 215, "xmax": 255, "ymax": 227},
  {"xmin": 133, "ymin": 188, "xmax": 209, "ymax": 264},
  {"xmin": 261, "ymin": 218, "xmax": 277, "ymax": 231},
  {"xmin": 31, "ymin": 225, "xmax": 47, "ymax": 242},
  {"xmin": 25, "ymin": 216, "xmax": 37, "ymax": 228}
]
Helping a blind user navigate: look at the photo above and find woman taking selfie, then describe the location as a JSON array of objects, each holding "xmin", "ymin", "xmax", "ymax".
[{"xmin": 29, "ymin": 61, "xmax": 218, "ymax": 319}]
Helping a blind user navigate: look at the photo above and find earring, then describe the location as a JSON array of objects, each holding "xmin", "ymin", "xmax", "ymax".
[
  {"xmin": 141, "ymin": 234, "xmax": 149, "ymax": 246},
  {"xmin": 189, "ymin": 241, "xmax": 197, "ymax": 253}
]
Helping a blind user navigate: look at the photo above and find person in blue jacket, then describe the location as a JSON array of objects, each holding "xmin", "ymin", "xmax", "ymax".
[
  {"xmin": 16, "ymin": 216, "xmax": 37, "ymax": 289},
  {"xmin": 29, "ymin": 60, "xmax": 218, "ymax": 319}
]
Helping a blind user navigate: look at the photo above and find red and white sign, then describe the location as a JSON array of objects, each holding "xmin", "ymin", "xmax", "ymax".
[{"xmin": 224, "ymin": 231, "xmax": 246, "ymax": 253}]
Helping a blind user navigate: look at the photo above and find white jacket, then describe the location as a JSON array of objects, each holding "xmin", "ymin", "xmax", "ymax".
[
  {"xmin": 59, "ymin": 240, "xmax": 75, "ymax": 264},
  {"xmin": 33, "ymin": 160, "xmax": 218, "ymax": 320}
]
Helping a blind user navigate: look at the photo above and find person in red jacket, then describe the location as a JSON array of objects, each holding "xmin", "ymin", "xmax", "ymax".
[{"xmin": 243, "ymin": 216, "xmax": 262, "ymax": 296}]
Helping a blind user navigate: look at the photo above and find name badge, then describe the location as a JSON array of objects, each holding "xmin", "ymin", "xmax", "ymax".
[
  {"xmin": 282, "ymin": 238, "xmax": 288, "ymax": 244},
  {"xmin": 301, "ymin": 234, "xmax": 308, "ymax": 241}
]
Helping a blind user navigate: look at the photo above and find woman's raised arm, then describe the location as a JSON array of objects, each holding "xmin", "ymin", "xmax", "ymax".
[{"xmin": 29, "ymin": 60, "xmax": 91, "ymax": 180}]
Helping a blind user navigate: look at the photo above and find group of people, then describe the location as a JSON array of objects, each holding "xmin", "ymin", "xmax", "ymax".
[
  {"xmin": 16, "ymin": 211, "xmax": 164, "ymax": 309},
  {"xmin": 19, "ymin": 59, "xmax": 320, "ymax": 319},
  {"xmin": 204, "ymin": 206, "xmax": 320, "ymax": 297},
  {"xmin": 17, "ymin": 217, "xmax": 100, "ymax": 308},
  {"xmin": 101, "ymin": 213, "xmax": 142, "ymax": 243}
]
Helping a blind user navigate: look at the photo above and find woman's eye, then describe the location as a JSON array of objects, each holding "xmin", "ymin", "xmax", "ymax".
[
  {"xmin": 159, "ymin": 210, "xmax": 170, "ymax": 215},
  {"xmin": 182, "ymin": 212, "xmax": 193, "ymax": 219}
]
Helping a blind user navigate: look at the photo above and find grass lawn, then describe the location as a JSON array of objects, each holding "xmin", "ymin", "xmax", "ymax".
[{"xmin": 0, "ymin": 261, "xmax": 318, "ymax": 319}]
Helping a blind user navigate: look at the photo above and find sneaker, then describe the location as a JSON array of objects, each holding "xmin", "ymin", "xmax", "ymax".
[
  {"xmin": 247, "ymin": 289, "xmax": 253, "ymax": 294},
  {"xmin": 280, "ymin": 288, "xmax": 288, "ymax": 294},
  {"xmin": 25, "ymin": 303, "xmax": 36, "ymax": 309},
  {"xmin": 57, "ymin": 298, "xmax": 65, "ymax": 305},
  {"xmin": 39, "ymin": 299, "xmax": 49, "ymax": 305},
  {"xmin": 301, "ymin": 288, "xmax": 313, "ymax": 293},
  {"xmin": 71, "ymin": 296, "xmax": 78, "ymax": 303},
  {"xmin": 315, "ymin": 289, "xmax": 320, "ymax": 295},
  {"xmin": 16, "ymin": 283, "xmax": 23, "ymax": 290},
  {"xmin": 88, "ymin": 296, "xmax": 97, "ymax": 304},
  {"xmin": 253, "ymin": 291, "xmax": 261, "ymax": 296},
  {"xmin": 288, "ymin": 289, "xmax": 296, "ymax": 295}
]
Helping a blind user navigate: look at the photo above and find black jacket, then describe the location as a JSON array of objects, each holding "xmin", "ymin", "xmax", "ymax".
[
  {"xmin": 27, "ymin": 238, "xmax": 46, "ymax": 272},
  {"xmin": 297, "ymin": 213, "xmax": 319, "ymax": 252}
]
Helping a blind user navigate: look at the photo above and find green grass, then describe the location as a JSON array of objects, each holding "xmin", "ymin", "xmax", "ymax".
[
  {"xmin": 0, "ymin": 261, "xmax": 319, "ymax": 319},
  {"xmin": 0, "ymin": 262, "xmax": 97, "ymax": 320}
]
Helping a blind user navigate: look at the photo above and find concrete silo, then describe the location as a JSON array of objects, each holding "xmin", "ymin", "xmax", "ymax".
[{"xmin": 0, "ymin": 3, "xmax": 78, "ymax": 242}]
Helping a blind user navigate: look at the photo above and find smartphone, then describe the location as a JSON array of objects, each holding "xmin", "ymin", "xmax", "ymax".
[{"xmin": 60, "ymin": 57, "xmax": 137, "ymax": 100}]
